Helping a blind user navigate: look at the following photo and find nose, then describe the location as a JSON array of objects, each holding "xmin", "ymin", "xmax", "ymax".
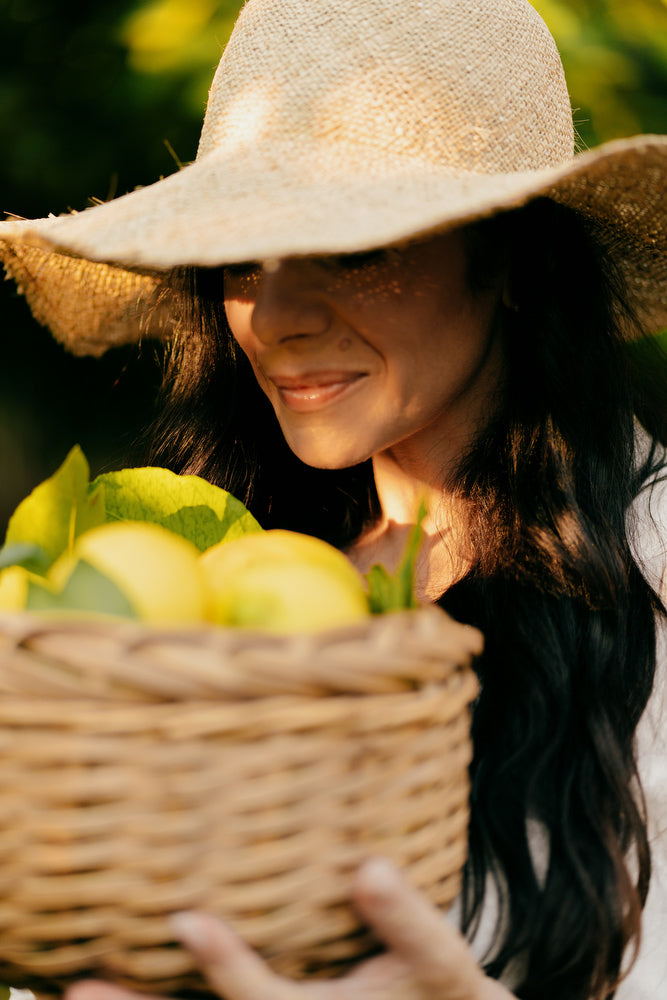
[{"xmin": 251, "ymin": 260, "xmax": 333, "ymax": 345}]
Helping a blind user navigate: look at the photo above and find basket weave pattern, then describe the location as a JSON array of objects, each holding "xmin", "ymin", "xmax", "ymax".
[{"xmin": 0, "ymin": 607, "xmax": 480, "ymax": 995}]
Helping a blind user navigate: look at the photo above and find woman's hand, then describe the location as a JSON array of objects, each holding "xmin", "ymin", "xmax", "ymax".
[{"xmin": 65, "ymin": 859, "xmax": 513, "ymax": 1000}]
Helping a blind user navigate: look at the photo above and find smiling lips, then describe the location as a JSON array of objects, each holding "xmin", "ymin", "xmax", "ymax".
[{"xmin": 269, "ymin": 371, "xmax": 367, "ymax": 412}]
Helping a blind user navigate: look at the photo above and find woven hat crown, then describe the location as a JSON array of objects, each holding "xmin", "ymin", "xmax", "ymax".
[
  {"xmin": 1, "ymin": 0, "xmax": 665, "ymax": 355},
  {"xmin": 198, "ymin": 0, "xmax": 574, "ymax": 176}
]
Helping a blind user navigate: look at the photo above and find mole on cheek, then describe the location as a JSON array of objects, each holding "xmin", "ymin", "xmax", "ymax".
[{"xmin": 338, "ymin": 337, "xmax": 352, "ymax": 351}]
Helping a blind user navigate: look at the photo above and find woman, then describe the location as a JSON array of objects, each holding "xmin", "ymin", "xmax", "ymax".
[{"xmin": 1, "ymin": 0, "xmax": 666, "ymax": 997}]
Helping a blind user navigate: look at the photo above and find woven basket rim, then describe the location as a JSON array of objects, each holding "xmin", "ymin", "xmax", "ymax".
[{"xmin": 0, "ymin": 605, "xmax": 483, "ymax": 702}]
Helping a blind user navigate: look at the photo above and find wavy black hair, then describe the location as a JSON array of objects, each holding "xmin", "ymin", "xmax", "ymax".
[{"xmin": 145, "ymin": 199, "xmax": 666, "ymax": 1000}]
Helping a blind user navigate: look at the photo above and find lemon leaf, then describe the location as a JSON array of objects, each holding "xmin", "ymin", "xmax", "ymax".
[
  {"xmin": 92, "ymin": 466, "xmax": 263, "ymax": 551},
  {"xmin": 4, "ymin": 446, "xmax": 106, "ymax": 566},
  {"xmin": 0, "ymin": 542, "xmax": 51, "ymax": 575},
  {"xmin": 365, "ymin": 501, "xmax": 425, "ymax": 613},
  {"xmin": 365, "ymin": 562, "xmax": 405, "ymax": 614},
  {"xmin": 26, "ymin": 560, "xmax": 138, "ymax": 619}
]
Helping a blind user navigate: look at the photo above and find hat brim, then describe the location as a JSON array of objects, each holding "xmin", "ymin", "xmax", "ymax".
[{"xmin": 1, "ymin": 134, "xmax": 666, "ymax": 355}]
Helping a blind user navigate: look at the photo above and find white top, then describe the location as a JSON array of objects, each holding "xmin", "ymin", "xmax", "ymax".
[
  {"xmin": 617, "ymin": 443, "xmax": 667, "ymax": 998},
  {"xmin": 449, "ymin": 436, "xmax": 667, "ymax": 996}
]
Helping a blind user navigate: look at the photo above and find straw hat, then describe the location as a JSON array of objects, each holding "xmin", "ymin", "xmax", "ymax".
[{"xmin": 1, "ymin": 0, "xmax": 666, "ymax": 356}]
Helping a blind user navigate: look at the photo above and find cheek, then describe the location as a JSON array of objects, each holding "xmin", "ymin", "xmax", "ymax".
[
  {"xmin": 224, "ymin": 299, "xmax": 261, "ymax": 379},
  {"xmin": 224, "ymin": 298, "xmax": 279, "ymax": 408},
  {"xmin": 223, "ymin": 298, "xmax": 252, "ymax": 352}
]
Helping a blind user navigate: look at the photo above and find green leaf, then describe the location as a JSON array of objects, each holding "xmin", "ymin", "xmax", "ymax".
[
  {"xmin": 92, "ymin": 466, "xmax": 263, "ymax": 552},
  {"xmin": 0, "ymin": 541, "xmax": 51, "ymax": 575},
  {"xmin": 26, "ymin": 559, "xmax": 138, "ymax": 619},
  {"xmin": 4, "ymin": 446, "xmax": 106, "ymax": 566},
  {"xmin": 364, "ymin": 501, "xmax": 425, "ymax": 614},
  {"xmin": 366, "ymin": 562, "xmax": 404, "ymax": 614}
]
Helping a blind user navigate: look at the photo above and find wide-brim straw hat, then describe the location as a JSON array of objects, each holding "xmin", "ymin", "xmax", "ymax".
[{"xmin": 1, "ymin": 0, "xmax": 666, "ymax": 357}]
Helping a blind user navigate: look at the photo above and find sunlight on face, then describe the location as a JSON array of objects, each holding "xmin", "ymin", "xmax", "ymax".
[{"xmin": 223, "ymin": 232, "xmax": 506, "ymax": 473}]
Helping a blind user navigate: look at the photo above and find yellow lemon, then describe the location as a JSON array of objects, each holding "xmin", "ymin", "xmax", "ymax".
[
  {"xmin": 0, "ymin": 565, "xmax": 31, "ymax": 610},
  {"xmin": 201, "ymin": 529, "xmax": 369, "ymax": 632},
  {"xmin": 0, "ymin": 565, "xmax": 56, "ymax": 612},
  {"xmin": 52, "ymin": 521, "xmax": 207, "ymax": 624}
]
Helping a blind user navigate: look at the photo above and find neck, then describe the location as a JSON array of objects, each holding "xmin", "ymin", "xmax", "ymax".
[
  {"xmin": 346, "ymin": 445, "xmax": 473, "ymax": 602},
  {"xmin": 345, "ymin": 311, "xmax": 506, "ymax": 598}
]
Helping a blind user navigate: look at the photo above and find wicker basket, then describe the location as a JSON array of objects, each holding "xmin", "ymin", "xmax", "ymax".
[{"xmin": 0, "ymin": 606, "xmax": 481, "ymax": 996}]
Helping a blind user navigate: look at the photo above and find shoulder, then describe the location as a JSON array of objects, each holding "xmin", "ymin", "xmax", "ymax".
[
  {"xmin": 628, "ymin": 426, "xmax": 667, "ymax": 600},
  {"xmin": 624, "ymin": 431, "xmax": 667, "ymax": 996},
  {"xmin": 630, "ymin": 425, "xmax": 667, "ymax": 743},
  {"xmin": 624, "ymin": 621, "xmax": 667, "ymax": 997}
]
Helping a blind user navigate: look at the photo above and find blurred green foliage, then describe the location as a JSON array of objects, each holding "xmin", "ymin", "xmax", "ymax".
[
  {"xmin": 1, "ymin": 0, "xmax": 666, "ymax": 531},
  {"xmin": 533, "ymin": 0, "xmax": 667, "ymax": 145}
]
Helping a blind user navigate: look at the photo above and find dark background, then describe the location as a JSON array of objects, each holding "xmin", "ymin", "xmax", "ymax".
[{"xmin": 1, "ymin": 0, "xmax": 666, "ymax": 533}]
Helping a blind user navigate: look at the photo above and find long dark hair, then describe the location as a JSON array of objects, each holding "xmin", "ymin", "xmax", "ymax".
[{"xmin": 145, "ymin": 199, "xmax": 666, "ymax": 999}]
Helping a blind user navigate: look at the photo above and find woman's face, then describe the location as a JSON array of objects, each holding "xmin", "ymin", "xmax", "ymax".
[{"xmin": 224, "ymin": 230, "xmax": 506, "ymax": 471}]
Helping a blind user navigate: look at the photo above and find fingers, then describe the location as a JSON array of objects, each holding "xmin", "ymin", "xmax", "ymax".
[
  {"xmin": 171, "ymin": 911, "xmax": 298, "ymax": 1000},
  {"xmin": 352, "ymin": 858, "xmax": 479, "ymax": 978},
  {"xmin": 67, "ymin": 866, "xmax": 501, "ymax": 1000},
  {"xmin": 66, "ymin": 917, "xmax": 329, "ymax": 1000},
  {"xmin": 66, "ymin": 982, "xmax": 148, "ymax": 1000}
]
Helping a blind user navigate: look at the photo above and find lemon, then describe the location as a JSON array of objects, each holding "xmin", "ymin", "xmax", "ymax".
[
  {"xmin": 0, "ymin": 565, "xmax": 56, "ymax": 612},
  {"xmin": 51, "ymin": 521, "xmax": 207, "ymax": 624},
  {"xmin": 0, "ymin": 566, "xmax": 31, "ymax": 610},
  {"xmin": 201, "ymin": 529, "xmax": 369, "ymax": 632}
]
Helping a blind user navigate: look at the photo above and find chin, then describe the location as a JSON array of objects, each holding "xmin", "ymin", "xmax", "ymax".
[
  {"xmin": 282, "ymin": 431, "xmax": 372, "ymax": 471},
  {"xmin": 293, "ymin": 450, "xmax": 368, "ymax": 471}
]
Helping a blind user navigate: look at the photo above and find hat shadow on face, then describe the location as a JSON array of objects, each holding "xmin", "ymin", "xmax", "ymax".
[{"xmin": 0, "ymin": 0, "xmax": 666, "ymax": 355}]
